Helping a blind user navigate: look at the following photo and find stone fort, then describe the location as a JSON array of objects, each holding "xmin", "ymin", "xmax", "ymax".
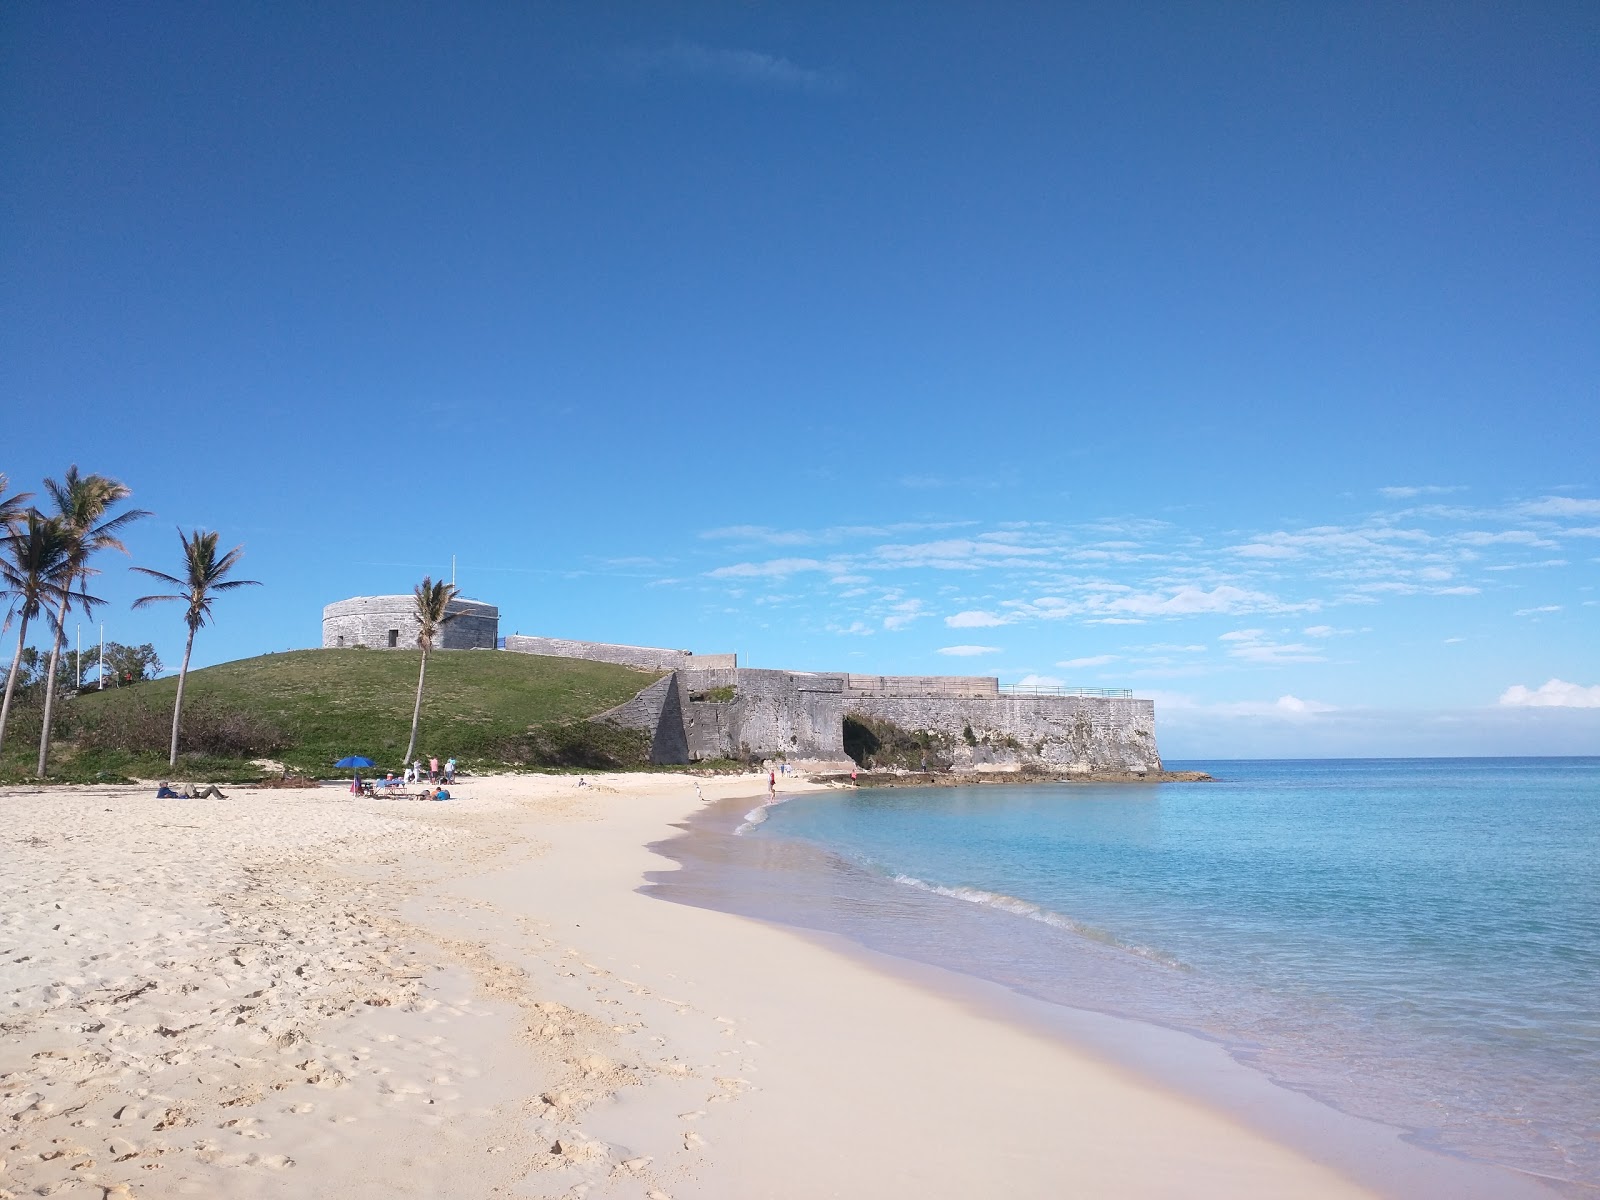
[{"xmin": 319, "ymin": 595, "xmax": 1161, "ymax": 775}]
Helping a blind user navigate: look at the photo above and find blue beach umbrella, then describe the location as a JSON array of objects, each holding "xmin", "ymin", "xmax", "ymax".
[{"xmin": 334, "ymin": 755, "xmax": 375, "ymax": 788}]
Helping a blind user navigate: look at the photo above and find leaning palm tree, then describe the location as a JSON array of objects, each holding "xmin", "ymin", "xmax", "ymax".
[
  {"xmin": 403, "ymin": 576, "xmax": 460, "ymax": 764},
  {"xmin": 131, "ymin": 529, "xmax": 261, "ymax": 767},
  {"xmin": 35, "ymin": 468, "xmax": 150, "ymax": 776},
  {"xmin": 0, "ymin": 511, "xmax": 77, "ymax": 756}
]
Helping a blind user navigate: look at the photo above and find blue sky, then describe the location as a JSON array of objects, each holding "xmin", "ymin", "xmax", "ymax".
[{"xmin": 3, "ymin": 2, "xmax": 1596, "ymax": 756}]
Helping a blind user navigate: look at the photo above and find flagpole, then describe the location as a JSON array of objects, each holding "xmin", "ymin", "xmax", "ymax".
[{"xmin": 99, "ymin": 624, "xmax": 105, "ymax": 689}]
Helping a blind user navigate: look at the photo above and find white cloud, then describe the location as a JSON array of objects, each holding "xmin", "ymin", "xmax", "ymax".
[
  {"xmin": 1147, "ymin": 691, "xmax": 1336, "ymax": 717},
  {"xmin": 1303, "ymin": 625, "xmax": 1336, "ymax": 637},
  {"xmin": 1443, "ymin": 636, "xmax": 1466, "ymax": 644},
  {"xmin": 1457, "ymin": 530, "xmax": 1557, "ymax": 548},
  {"xmin": 938, "ymin": 645, "xmax": 1000, "ymax": 657},
  {"xmin": 867, "ymin": 538, "xmax": 1050, "ymax": 571},
  {"xmin": 882, "ymin": 599, "xmax": 927, "ymax": 631},
  {"xmin": 1231, "ymin": 543, "xmax": 1301, "ymax": 559},
  {"xmin": 701, "ymin": 525, "xmax": 818, "ymax": 546},
  {"xmin": 1519, "ymin": 496, "xmax": 1600, "ymax": 517},
  {"xmin": 1513, "ymin": 605, "xmax": 1562, "ymax": 617},
  {"xmin": 707, "ymin": 557, "xmax": 827, "ymax": 578},
  {"xmin": 946, "ymin": 610, "xmax": 1009, "ymax": 628},
  {"xmin": 1106, "ymin": 584, "xmax": 1302, "ymax": 617},
  {"xmin": 1014, "ymin": 674, "xmax": 1064, "ymax": 688},
  {"xmin": 1379, "ymin": 485, "xmax": 1462, "ymax": 498},
  {"xmin": 1484, "ymin": 559, "xmax": 1568, "ymax": 571},
  {"xmin": 619, "ymin": 41, "xmax": 839, "ymax": 92},
  {"xmin": 1498, "ymin": 679, "xmax": 1600, "ymax": 708},
  {"xmin": 1272, "ymin": 695, "xmax": 1338, "ymax": 714},
  {"xmin": 1219, "ymin": 629, "xmax": 1327, "ymax": 664},
  {"xmin": 1056, "ymin": 654, "xmax": 1118, "ymax": 668}
]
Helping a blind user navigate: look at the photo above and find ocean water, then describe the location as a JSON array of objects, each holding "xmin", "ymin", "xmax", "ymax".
[{"xmin": 716, "ymin": 759, "xmax": 1600, "ymax": 1190}]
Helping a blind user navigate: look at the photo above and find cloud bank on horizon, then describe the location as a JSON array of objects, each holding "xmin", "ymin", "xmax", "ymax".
[{"xmin": 677, "ymin": 487, "xmax": 1600, "ymax": 755}]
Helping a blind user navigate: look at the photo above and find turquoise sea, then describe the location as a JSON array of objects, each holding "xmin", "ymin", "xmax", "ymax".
[{"xmin": 657, "ymin": 758, "xmax": 1600, "ymax": 1192}]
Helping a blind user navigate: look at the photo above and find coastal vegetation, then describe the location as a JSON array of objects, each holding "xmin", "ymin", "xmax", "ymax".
[
  {"xmin": 0, "ymin": 648, "xmax": 661, "ymax": 783},
  {"xmin": 843, "ymin": 713, "xmax": 955, "ymax": 771}
]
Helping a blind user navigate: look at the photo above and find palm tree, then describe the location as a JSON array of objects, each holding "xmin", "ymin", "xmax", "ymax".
[
  {"xmin": 0, "ymin": 511, "xmax": 77, "ymax": 756},
  {"xmin": 132, "ymin": 529, "xmax": 261, "ymax": 767},
  {"xmin": 403, "ymin": 576, "xmax": 460, "ymax": 764},
  {"xmin": 35, "ymin": 468, "xmax": 150, "ymax": 777},
  {"xmin": 0, "ymin": 473, "xmax": 32, "ymax": 535}
]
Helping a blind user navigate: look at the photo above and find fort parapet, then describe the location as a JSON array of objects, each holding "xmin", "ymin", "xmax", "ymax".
[{"xmin": 503, "ymin": 634, "xmax": 736, "ymax": 672}]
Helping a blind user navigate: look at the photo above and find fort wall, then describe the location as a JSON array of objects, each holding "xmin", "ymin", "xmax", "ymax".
[
  {"xmin": 503, "ymin": 635, "xmax": 736, "ymax": 673},
  {"xmin": 596, "ymin": 666, "xmax": 1160, "ymax": 774}
]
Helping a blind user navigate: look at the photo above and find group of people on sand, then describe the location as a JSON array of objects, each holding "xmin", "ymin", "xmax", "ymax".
[
  {"xmin": 403, "ymin": 755, "xmax": 455, "ymax": 785},
  {"xmin": 357, "ymin": 755, "xmax": 456, "ymax": 801}
]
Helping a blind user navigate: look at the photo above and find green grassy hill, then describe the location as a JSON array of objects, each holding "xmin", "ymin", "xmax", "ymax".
[{"xmin": 3, "ymin": 649, "xmax": 661, "ymax": 783}]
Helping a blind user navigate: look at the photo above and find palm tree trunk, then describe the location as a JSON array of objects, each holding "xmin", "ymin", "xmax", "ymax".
[
  {"xmin": 0, "ymin": 613, "xmax": 31, "ymax": 756},
  {"xmin": 35, "ymin": 611, "xmax": 67, "ymax": 777},
  {"xmin": 167, "ymin": 626, "xmax": 196, "ymax": 768},
  {"xmin": 404, "ymin": 649, "xmax": 428, "ymax": 763}
]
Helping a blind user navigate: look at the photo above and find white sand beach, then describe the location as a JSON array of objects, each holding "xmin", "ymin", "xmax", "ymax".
[{"xmin": 2, "ymin": 772, "xmax": 1540, "ymax": 1199}]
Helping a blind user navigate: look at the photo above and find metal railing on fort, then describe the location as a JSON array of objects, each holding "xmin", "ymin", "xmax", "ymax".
[{"xmin": 999, "ymin": 684, "xmax": 1134, "ymax": 699}]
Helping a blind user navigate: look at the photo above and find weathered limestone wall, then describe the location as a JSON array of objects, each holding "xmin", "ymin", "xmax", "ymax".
[
  {"xmin": 682, "ymin": 670, "xmax": 853, "ymax": 768},
  {"xmin": 321, "ymin": 596, "xmax": 498, "ymax": 651},
  {"xmin": 593, "ymin": 674, "xmax": 689, "ymax": 765},
  {"xmin": 604, "ymin": 667, "xmax": 1160, "ymax": 773},
  {"xmin": 847, "ymin": 695, "xmax": 1161, "ymax": 774},
  {"xmin": 504, "ymin": 635, "xmax": 736, "ymax": 672}
]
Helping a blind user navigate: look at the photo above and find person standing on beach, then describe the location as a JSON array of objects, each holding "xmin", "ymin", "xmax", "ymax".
[
  {"xmin": 445, "ymin": 756, "xmax": 456, "ymax": 783},
  {"xmin": 768, "ymin": 769, "xmax": 776, "ymax": 799},
  {"xmin": 429, "ymin": 755, "xmax": 439, "ymax": 783}
]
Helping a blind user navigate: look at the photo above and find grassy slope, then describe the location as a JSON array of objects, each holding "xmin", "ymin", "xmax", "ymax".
[{"xmin": 7, "ymin": 649, "xmax": 660, "ymax": 781}]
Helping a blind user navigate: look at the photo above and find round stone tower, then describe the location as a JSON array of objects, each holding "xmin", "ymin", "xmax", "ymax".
[{"xmin": 321, "ymin": 595, "xmax": 499, "ymax": 651}]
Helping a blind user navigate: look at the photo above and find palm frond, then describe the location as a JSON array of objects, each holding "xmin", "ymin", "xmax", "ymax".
[{"xmin": 130, "ymin": 565, "xmax": 188, "ymax": 589}]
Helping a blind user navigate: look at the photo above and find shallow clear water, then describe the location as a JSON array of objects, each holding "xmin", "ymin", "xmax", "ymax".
[{"xmin": 743, "ymin": 759, "xmax": 1600, "ymax": 1189}]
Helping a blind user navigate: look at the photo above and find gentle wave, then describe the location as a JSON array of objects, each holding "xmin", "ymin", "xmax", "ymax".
[
  {"xmin": 735, "ymin": 794, "xmax": 792, "ymax": 835},
  {"xmin": 889, "ymin": 873, "xmax": 1187, "ymax": 969}
]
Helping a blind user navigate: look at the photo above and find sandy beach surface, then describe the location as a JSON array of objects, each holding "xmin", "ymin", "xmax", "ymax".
[{"xmin": 0, "ymin": 772, "xmax": 1548, "ymax": 1199}]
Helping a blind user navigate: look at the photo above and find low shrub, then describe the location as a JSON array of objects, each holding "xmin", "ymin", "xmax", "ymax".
[
  {"xmin": 75, "ymin": 695, "xmax": 288, "ymax": 759},
  {"xmin": 495, "ymin": 720, "xmax": 651, "ymax": 770}
]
